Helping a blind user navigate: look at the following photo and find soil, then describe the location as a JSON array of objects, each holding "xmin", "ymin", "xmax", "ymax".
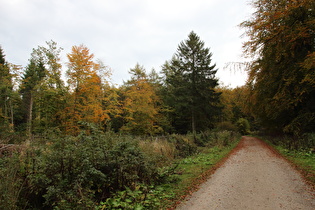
[{"xmin": 176, "ymin": 136, "xmax": 315, "ymax": 210}]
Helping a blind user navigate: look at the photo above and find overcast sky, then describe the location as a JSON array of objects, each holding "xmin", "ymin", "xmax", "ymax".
[{"xmin": 1, "ymin": 0, "xmax": 253, "ymax": 87}]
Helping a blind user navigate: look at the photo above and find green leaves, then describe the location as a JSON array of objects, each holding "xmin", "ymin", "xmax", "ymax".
[
  {"xmin": 14, "ymin": 131, "xmax": 161, "ymax": 209},
  {"xmin": 236, "ymin": 118, "xmax": 251, "ymax": 135},
  {"xmin": 0, "ymin": 46, "xmax": 15, "ymax": 134},
  {"xmin": 98, "ymin": 185, "xmax": 164, "ymax": 210},
  {"xmin": 20, "ymin": 41, "xmax": 66, "ymax": 135}
]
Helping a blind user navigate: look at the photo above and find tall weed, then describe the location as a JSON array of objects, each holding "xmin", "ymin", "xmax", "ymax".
[
  {"xmin": 208, "ymin": 130, "xmax": 239, "ymax": 147},
  {"xmin": 139, "ymin": 138, "xmax": 176, "ymax": 166}
]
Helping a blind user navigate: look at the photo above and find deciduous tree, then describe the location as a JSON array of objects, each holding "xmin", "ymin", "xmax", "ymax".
[
  {"xmin": 121, "ymin": 64, "xmax": 162, "ymax": 135},
  {"xmin": 65, "ymin": 45, "xmax": 109, "ymax": 135},
  {"xmin": 241, "ymin": 0, "xmax": 315, "ymax": 134}
]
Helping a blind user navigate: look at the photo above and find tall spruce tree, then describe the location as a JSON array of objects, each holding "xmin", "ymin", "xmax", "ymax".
[{"xmin": 162, "ymin": 31, "xmax": 221, "ymax": 133}]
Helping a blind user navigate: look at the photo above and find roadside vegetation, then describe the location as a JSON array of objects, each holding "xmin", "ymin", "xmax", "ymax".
[{"xmin": 0, "ymin": 129, "xmax": 240, "ymax": 209}]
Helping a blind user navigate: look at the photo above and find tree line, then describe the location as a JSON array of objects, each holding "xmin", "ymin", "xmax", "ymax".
[
  {"xmin": 1, "ymin": 0, "xmax": 314, "ymax": 141},
  {"xmin": 241, "ymin": 0, "xmax": 315, "ymax": 136},
  {"xmin": 0, "ymin": 31, "xmax": 224, "ymax": 140}
]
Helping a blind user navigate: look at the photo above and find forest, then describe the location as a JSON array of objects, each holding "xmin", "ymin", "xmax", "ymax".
[{"xmin": 1, "ymin": 0, "xmax": 314, "ymax": 209}]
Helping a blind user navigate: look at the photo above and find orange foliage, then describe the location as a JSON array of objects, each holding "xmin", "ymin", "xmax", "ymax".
[{"xmin": 63, "ymin": 45, "xmax": 109, "ymax": 135}]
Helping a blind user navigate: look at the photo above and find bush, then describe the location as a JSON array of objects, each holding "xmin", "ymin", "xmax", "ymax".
[
  {"xmin": 265, "ymin": 133, "xmax": 315, "ymax": 151},
  {"xmin": 0, "ymin": 128, "xmax": 241, "ymax": 209},
  {"xmin": 208, "ymin": 130, "xmax": 236, "ymax": 147},
  {"xmin": 236, "ymin": 118, "xmax": 250, "ymax": 135},
  {"xmin": 7, "ymin": 131, "xmax": 160, "ymax": 209},
  {"xmin": 168, "ymin": 134, "xmax": 197, "ymax": 158},
  {"xmin": 216, "ymin": 121, "xmax": 237, "ymax": 132},
  {"xmin": 303, "ymin": 133, "xmax": 315, "ymax": 151}
]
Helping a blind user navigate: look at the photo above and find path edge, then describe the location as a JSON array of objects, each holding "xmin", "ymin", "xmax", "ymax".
[
  {"xmin": 257, "ymin": 136, "xmax": 315, "ymax": 191},
  {"xmin": 169, "ymin": 136, "xmax": 247, "ymax": 209}
]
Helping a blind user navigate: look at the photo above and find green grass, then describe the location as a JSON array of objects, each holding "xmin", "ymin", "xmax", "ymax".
[{"xmin": 159, "ymin": 140, "xmax": 240, "ymax": 208}]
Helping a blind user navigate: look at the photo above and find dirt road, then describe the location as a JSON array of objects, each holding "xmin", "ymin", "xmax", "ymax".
[{"xmin": 176, "ymin": 136, "xmax": 315, "ymax": 210}]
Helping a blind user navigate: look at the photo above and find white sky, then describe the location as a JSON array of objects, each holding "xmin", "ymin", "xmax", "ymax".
[{"xmin": 0, "ymin": 0, "xmax": 253, "ymax": 88}]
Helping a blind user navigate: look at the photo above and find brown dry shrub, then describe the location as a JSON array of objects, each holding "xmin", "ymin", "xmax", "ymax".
[{"xmin": 139, "ymin": 138, "xmax": 176, "ymax": 166}]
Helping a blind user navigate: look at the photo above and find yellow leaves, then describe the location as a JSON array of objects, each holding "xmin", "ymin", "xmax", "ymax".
[
  {"xmin": 67, "ymin": 45, "xmax": 100, "ymax": 92},
  {"xmin": 121, "ymin": 65, "xmax": 162, "ymax": 135},
  {"xmin": 217, "ymin": 85, "xmax": 252, "ymax": 122},
  {"xmin": 63, "ymin": 45, "xmax": 112, "ymax": 135}
]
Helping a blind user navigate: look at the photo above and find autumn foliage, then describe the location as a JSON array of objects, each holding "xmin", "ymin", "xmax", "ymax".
[
  {"xmin": 241, "ymin": 0, "xmax": 315, "ymax": 134},
  {"xmin": 64, "ymin": 45, "xmax": 109, "ymax": 135},
  {"xmin": 121, "ymin": 64, "xmax": 162, "ymax": 135}
]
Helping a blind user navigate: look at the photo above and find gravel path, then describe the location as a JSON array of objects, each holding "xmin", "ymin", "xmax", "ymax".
[{"xmin": 176, "ymin": 136, "xmax": 315, "ymax": 210}]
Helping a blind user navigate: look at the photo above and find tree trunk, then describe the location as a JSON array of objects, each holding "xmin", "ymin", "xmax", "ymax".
[
  {"xmin": 9, "ymin": 98, "xmax": 14, "ymax": 131},
  {"xmin": 192, "ymin": 108, "xmax": 196, "ymax": 141},
  {"xmin": 27, "ymin": 92, "xmax": 33, "ymax": 138}
]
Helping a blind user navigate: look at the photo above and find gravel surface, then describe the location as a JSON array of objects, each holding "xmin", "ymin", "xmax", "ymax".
[{"xmin": 176, "ymin": 136, "xmax": 315, "ymax": 210}]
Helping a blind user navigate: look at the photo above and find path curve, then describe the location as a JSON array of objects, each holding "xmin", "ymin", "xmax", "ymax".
[{"xmin": 176, "ymin": 136, "xmax": 315, "ymax": 210}]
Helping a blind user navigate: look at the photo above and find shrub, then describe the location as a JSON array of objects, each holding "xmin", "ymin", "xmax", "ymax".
[
  {"xmin": 216, "ymin": 121, "xmax": 237, "ymax": 132},
  {"xmin": 10, "ymin": 131, "xmax": 160, "ymax": 209},
  {"xmin": 208, "ymin": 130, "xmax": 235, "ymax": 147},
  {"xmin": 236, "ymin": 118, "xmax": 250, "ymax": 135},
  {"xmin": 0, "ymin": 127, "xmax": 242, "ymax": 209},
  {"xmin": 168, "ymin": 134, "xmax": 197, "ymax": 158},
  {"xmin": 303, "ymin": 133, "xmax": 315, "ymax": 151},
  {"xmin": 267, "ymin": 133, "xmax": 315, "ymax": 151}
]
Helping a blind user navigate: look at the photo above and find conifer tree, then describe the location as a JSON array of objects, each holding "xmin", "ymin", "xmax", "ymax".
[
  {"xmin": 162, "ymin": 31, "xmax": 221, "ymax": 133},
  {"xmin": 20, "ymin": 59, "xmax": 46, "ymax": 136}
]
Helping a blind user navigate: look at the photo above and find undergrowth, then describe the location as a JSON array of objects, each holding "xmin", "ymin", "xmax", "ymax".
[{"xmin": 0, "ymin": 129, "xmax": 240, "ymax": 209}]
